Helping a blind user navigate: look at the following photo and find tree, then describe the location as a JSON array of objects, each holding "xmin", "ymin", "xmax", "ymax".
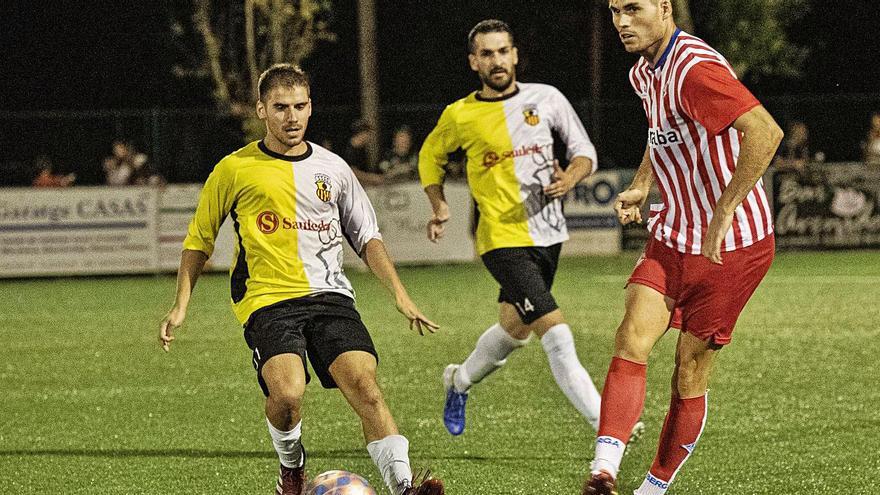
[
  {"xmin": 171, "ymin": 0, "xmax": 336, "ymax": 141},
  {"xmin": 682, "ymin": 0, "xmax": 809, "ymax": 79}
]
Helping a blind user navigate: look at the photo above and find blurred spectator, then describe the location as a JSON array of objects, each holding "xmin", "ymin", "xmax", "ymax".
[
  {"xmin": 863, "ymin": 112, "xmax": 880, "ymax": 166},
  {"xmin": 378, "ymin": 125, "xmax": 419, "ymax": 182},
  {"xmin": 130, "ymin": 153, "xmax": 166, "ymax": 186},
  {"xmin": 32, "ymin": 154, "xmax": 75, "ymax": 188},
  {"xmin": 102, "ymin": 139, "xmax": 163, "ymax": 186},
  {"xmin": 343, "ymin": 119, "xmax": 383, "ymax": 186},
  {"xmin": 773, "ymin": 121, "xmax": 811, "ymax": 172},
  {"xmin": 103, "ymin": 139, "xmax": 138, "ymax": 186}
]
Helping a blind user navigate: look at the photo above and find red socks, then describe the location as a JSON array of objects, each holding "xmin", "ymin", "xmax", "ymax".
[
  {"xmin": 649, "ymin": 394, "xmax": 708, "ymax": 483},
  {"xmin": 597, "ymin": 356, "xmax": 647, "ymax": 442}
]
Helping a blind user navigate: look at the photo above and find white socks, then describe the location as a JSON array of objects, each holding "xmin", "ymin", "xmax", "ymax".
[
  {"xmin": 591, "ymin": 435, "xmax": 626, "ymax": 478},
  {"xmin": 454, "ymin": 323, "xmax": 531, "ymax": 393},
  {"xmin": 266, "ymin": 417, "xmax": 303, "ymax": 468},
  {"xmin": 367, "ymin": 434, "xmax": 413, "ymax": 495},
  {"xmin": 634, "ymin": 472, "xmax": 671, "ymax": 495},
  {"xmin": 541, "ymin": 324, "xmax": 602, "ymax": 430}
]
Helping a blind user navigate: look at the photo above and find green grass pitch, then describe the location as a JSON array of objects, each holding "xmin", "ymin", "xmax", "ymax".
[{"xmin": 1, "ymin": 250, "xmax": 879, "ymax": 494}]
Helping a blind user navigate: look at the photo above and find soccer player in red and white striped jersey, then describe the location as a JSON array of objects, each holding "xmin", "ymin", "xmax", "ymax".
[{"xmin": 584, "ymin": 2, "xmax": 784, "ymax": 494}]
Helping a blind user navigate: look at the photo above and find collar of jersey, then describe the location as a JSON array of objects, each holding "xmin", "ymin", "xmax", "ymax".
[
  {"xmin": 648, "ymin": 28, "xmax": 681, "ymax": 72},
  {"xmin": 258, "ymin": 140, "xmax": 313, "ymax": 162},
  {"xmin": 475, "ymin": 84, "xmax": 520, "ymax": 102}
]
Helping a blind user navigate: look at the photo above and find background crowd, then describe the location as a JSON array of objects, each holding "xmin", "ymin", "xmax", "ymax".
[{"xmin": 16, "ymin": 110, "xmax": 880, "ymax": 189}]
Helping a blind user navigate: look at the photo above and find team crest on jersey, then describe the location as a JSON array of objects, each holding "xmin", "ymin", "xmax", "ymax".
[
  {"xmin": 522, "ymin": 104, "xmax": 540, "ymax": 126},
  {"xmin": 314, "ymin": 174, "xmax": 332, "ymax": 202}
]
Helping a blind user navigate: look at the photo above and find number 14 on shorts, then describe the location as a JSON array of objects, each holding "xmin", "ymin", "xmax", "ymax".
[{"xmin": 515, "ymin": 298, "xmax": 535, "ymax": 315}]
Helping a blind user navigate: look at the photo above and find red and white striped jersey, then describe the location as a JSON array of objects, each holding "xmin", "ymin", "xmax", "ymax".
[{"xmin": 630, "ymin": 29, "xmax": 773, "ymax": 254}]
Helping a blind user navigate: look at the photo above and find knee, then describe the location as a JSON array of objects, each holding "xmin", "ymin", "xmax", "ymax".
[
  {"xmin": 347, "ymin": 375, "xmax": 385, "ymax": 410},
  {"xmin": 503, "ymin": 322, "xmax": 532, "ymax": 342},
  {"xmin": 614, "ymin": 321, "xmax": 653, "ymax": 362},
  {"xmin": 269, "ymin": 386, "xmax": 304, "ymax": 414}
]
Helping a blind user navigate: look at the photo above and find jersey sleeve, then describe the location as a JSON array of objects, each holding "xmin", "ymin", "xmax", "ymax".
[
  {"xmin": 418, "ymin": 103, "xmax": 462, "ymax": 188},
  {"xmin": 182, "ymin": 160, "xmax": 235, "ymax": 257},
  {"xmin": 548, "ymin": 87, "xmax": 598, "ymax": 171},
  {"xmin": 679, "ymin": 62, "xmax": 761, "ymax": 136},
  {"xmin": 338, "ymin": 166, "xmax": 382, "ymax": 255}
]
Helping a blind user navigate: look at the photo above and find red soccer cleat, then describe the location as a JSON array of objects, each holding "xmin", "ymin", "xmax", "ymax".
[
  {"xmin": 403, "ymin": 470, "xmax": 444, "ymax": 495},
  {"xmin": 582, "ymin": 470, "xmax": 618, "ymax": 495},
  {"xmin": 275, "ymin": 463, "xmax": 306, "ymax": 495}
]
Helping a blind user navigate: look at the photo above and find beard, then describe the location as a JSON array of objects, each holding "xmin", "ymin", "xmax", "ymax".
[{"xmin": 480, "ymin": 68, "xmax": 514, "ymax": 93}]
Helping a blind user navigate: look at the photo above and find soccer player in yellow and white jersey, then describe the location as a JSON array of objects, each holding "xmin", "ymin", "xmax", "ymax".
[
  {"xmin": 159, "ymin": 64, "xmax": 444, "ymax": 495},
  {"xmin": 420, "ymin": 20, "xmax": 644, "ymax": 443}
]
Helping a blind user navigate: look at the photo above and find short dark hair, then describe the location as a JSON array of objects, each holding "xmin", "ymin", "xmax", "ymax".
[
  {"xmin": 257, "ymin": 63, "xmax": 310, "ymax": 102},
  {"xmin": 467, "ymin": 19, "xmax": 514, "ymax": 53}
]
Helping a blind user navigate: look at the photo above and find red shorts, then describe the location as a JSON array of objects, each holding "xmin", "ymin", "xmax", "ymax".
[{"xmin": 628, "ymin": 234, "xmax": 775, "ymax": 345}]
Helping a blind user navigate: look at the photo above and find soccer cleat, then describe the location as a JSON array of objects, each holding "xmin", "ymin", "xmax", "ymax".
[
  {"xmin": 582, "ymin": 470, "xmax": 618, "ymax": 495},
  {"xmin": 403, "ymin": 470, "xmax": 445, "ymax": 495},
  {"xmin": 624, "ymin": 421, "xmax": 646, "ymax": 456},
  {"xmin": 442, "ymin": 364, "xmax": 468, "ymax": 435},
  {"xmin": 275, "ymin": 460, "xmax": 305, "ymax": 495}
]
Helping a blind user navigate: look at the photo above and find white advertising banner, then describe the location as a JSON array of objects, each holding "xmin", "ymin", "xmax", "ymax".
[
  {"xmin": 343, "ymin": 181, "xmax": 476, "ymax": 267},
  {"xmin": 562, "ymin": 171, "xmax": 622, "ymax": 255},
  {"xmin": 0, "ymin": 187, "xmax": 159, "ymax": 277}
]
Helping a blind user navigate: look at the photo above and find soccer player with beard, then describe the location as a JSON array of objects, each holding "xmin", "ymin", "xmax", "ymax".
[
  {"xmin": 419, "ymin": 19, "xmax": 644, "ymax": 446},
  {"xmin": 583, "ymin": 2, "xmax": 784, "ymax": 494},
  {"xmin": 159, "ymin": 64, "xmax": 444, "ymax": 495}
]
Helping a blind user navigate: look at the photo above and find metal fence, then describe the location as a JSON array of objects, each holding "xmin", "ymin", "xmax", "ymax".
[{"xmin": 2, "ymin": 94, "xmax": 879, "ymax": 186}]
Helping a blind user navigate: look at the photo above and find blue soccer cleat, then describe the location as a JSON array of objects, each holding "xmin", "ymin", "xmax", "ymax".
[{"xmin": 442, "ymin": 364, "xmax": 468, "ymax": 436}]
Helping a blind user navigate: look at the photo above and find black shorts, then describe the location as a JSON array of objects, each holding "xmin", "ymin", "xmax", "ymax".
[
  {"xmin": 243, "ymin": 292, "xmax": 378, "ymax": 395},
  {"xmin": 481, "ymin": 243, "xmax": 562, "ymax": 324}
]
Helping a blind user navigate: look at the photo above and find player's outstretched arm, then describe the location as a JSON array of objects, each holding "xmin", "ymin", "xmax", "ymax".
[
  {"xmin": 615, "ymin": 145, "xmax": 654, "ymax": 225},
  {"xmin": 361, "ymin": 238, "xmax": 440, "ymax": 336},
  {"xmin": 423, "ymin": 184, "xmax": 450, "ymax": 243},
  {"xmin": 702, "ymin": 105, "xmax": 783, "ymax": 264},
  {"xmin": 159, "ymin": 249, "xmax": 209, "ymax": 351}
]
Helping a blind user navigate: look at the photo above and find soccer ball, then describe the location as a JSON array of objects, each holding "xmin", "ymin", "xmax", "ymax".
[{"xmin": 306, "ymin": 470, "xmax": 378, "ymax": 495}]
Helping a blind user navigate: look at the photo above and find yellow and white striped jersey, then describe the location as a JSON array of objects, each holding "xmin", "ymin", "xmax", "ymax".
[
  {"xmin": 183, "ymin": 140, "xmax": 381, "ymax": 325},
  {"xmin": 419, "ymin": 82, "xmax": 597, "ymax": 255}
]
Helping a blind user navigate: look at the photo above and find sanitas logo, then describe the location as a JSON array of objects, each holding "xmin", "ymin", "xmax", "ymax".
[
  {"xmin": 482, "ymin": 143, "xmax": 552, "ymax": 168},
  {"xmin": 256, "ymin": 210, "xmax": 330, "ymax": 234},
  {"xmin": 648, "ymin": 127, "xmax": 683, "ymax": 148},
  {"xmin": 257, "ymin": 211, "xmax": 279, "ymax": 233}
]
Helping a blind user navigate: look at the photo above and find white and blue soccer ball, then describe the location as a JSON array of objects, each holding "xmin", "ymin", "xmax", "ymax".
[{"xmin": 306, "ymin": 470, "xmax": 378, "ymax": 495}]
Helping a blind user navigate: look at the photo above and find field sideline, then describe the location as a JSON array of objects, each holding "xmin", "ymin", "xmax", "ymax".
[{"xmin": 1, "ymin": 250, "xmax": 878, "ymax": 494}]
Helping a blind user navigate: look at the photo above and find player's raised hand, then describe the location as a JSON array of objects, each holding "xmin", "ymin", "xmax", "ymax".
[
  {"xmin": 543, "ymin": 160, "xmax": 577, "ymax": 198},
  {"xmin": 701, "ymin": 211, "xmax": 734, "ymax": 265},
  {"xmin": 615, "ymin": 188, "xmax": 647, "ymax": 225},
  {"xmin": 426, "ymin": 206, "xmax": 450, "ymax": 243},
  {"xmin": 159, "ymin": 306, "xmax": 186, "ymax": 352},
  {"xmin": 395, "ymin": 294, "xmax": 440, "ymax": 336}
]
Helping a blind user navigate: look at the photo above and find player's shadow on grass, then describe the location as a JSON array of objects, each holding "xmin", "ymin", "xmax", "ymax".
[
  {"xmin": 0, "ymin": 448, "xmax": 512, "ymax": 461},
  {"xmin": 0, "ymin": 448, "xmax": 357, "ymax": 459}
]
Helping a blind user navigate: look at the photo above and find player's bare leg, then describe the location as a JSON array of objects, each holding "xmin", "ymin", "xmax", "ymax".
[
  {"xmin": 632, "ymin": 332, "xmax": 719, "ymax": 495},
  {"xmin": 585, "ymin": 284, "xmax": 672, "ymax": 494},
  {"xmin": 331, "ymin": 351, "xmax": 443, "ymax": 495},
  {"xmin": 262, "ymin": 354, "xmax": 308, "ymax": 495},
  {"xmin": 330, "ymin": 351, "xmax": 399, "ymax": 442}
]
